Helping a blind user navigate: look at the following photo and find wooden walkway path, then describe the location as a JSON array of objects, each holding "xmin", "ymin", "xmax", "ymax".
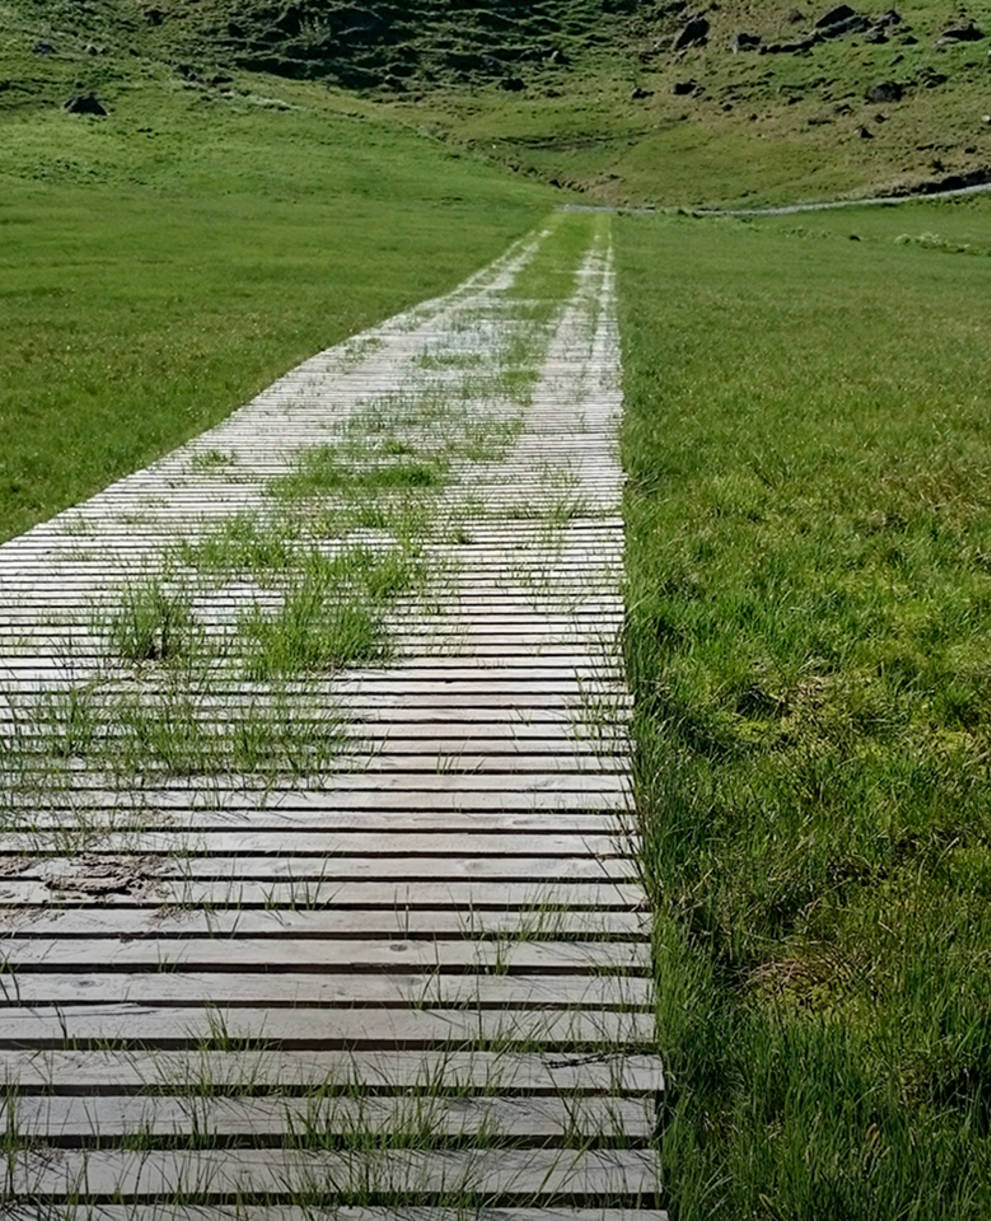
[{"xmin": 0, "ymin": 217, "xmax": 665, "ymax": 1217}]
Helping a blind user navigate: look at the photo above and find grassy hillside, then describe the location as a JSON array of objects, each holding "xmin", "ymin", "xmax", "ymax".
[
  {"xmin": 3, "ymin": 0, "xmax": 991, "ymax": 203},
  {"xmin": 0, "ymin": 0, "xmax": 637, "ymax": 95},
  {"xmin": 0, "ymin": 66, "xmax": 550, "ymax": 540},
  {"xmin": 405, "ymin": 0, "xmax": 991, "ymax": 206}
]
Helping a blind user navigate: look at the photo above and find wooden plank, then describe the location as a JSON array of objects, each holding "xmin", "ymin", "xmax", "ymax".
[
  {"xmin": 3, "ymin": 939, "xmax": 649, "ymax": 973},
  {"xmin": 0, "ymin": 1005, "xmax": 657, "ymax": 1047},
  {"xmin": 0, "ymin": 1049, "xmax": 665, "ymax": 1093},
  {"xmin": 10, "ymin": 1093, "xmax": 655, "ymax": 1142},
  {"xmin": 1, "ymin": 831, "xmax": 630, "ymax": 859},
  {"xmin": 27, "ymin": 855, "xmax": 635, "ymax": 882},
  {"xmin": 1, "ymin": 971, "xmax": 654, "ymax": 1008},
  {"xmin": 0, "ymin": 810, "xmax": 630, "ymax": 833},
  {"xmin": 14, "ymin": 787, "xmax": 631, "ymax": 812},
  {"xmin": 2, "ymin": 752, "xmax": 626, "ymax": 777},
  {"xmin": 0, "ymin": 880, "xmax": 645, "ymax": 910},
  {"xmin": 8, "ymin": 1147, "xmax": 662, "ymax": 1199},
  {"xmin": 0, "ymin": 932, "xmax": 644, "ymax": 971},
  {"xmin": 0, "ymin": 909, "xmax": 647, "ymax": 940}
]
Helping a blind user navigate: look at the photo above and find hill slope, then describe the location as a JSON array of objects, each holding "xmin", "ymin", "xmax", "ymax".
[{"xmin": 2, "ymin": 0, "xmax": 991, "ymax": 204}]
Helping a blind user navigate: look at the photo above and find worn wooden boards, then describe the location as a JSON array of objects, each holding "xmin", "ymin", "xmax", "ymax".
[{"xmin": 0, "ymin": 221, "xmax": 665, "ymax": 1217}]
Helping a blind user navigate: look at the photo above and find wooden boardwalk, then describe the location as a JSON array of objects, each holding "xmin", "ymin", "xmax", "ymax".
[{"xmin": 0, "ymin": 218, "xmax": 665, "ymax": 1217}]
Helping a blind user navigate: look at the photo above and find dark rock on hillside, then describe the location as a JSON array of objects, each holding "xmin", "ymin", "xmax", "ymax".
[
  {"xmin": 631, "ymin": 85, "xmax": 654, "ymax": 99},
  {"xmin": 673, "ymin": 15, "xmax": 710, "ymax": 50},
  {"xmin": 143, "ymin": 7, "xmax": 165, "ymax": 25},
  {"xmin": 732, "ymin": 31, "xmax": 762, "ymax": 52},
  {"xmin": 858, "ymin": 124, "xmax": 874, "ymax": 138},
  {"xmin": 919, "ymin": 67, "xmax": 949, "ymax": 88},
  {"xmin": 896, "ymin": 165, "xmax": 991, "ymax": 196},
  {"xmin": 500, "ymin": 75, "xmax": 525, "ymax": 91},
  {"xmin": 32, "ymin": 41, "xmax": 55, "ymax": 54},
  {"xmin": 938, "ymin": 21, "xmax": 984, "ymax": 43},
  {"xmin": 762, "ymin": 37, "xmax": 817, "ymax": 53},
  {"xmin": 866, "ymin": 80, "xmax": 902, "ymax": 102},
  {"xmin": 814, "ymin": 5, "xmax": 869, "ymax": 36},
  {"xmin": 672, "ymin": 78, "xmax": 696, "ymax": 94},
  {"xmin": 815, "ymin": 5, "xmax": 855, "ymax": 28},
  {"xmin": 63, "ymin": 93, "xmax": 107, "ymax": 115}
]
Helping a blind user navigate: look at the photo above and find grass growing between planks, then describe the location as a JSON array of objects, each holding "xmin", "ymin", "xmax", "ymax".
[
  {"xmin": 616, "ymin": 196, "xmax": 991, "ymax": 1218},
  {"xmin": 0, "ymin": 67, "xmax": 551, "ymax": 543},
  {"xmin": 1, "ymin": 215, "xmax": 599, "ymax": 802}
]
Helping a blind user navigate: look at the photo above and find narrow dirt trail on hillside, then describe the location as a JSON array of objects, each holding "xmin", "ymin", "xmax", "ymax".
[{"xmin": 0, "ymin": 214, "xmax": 665, "ymax": 1217}]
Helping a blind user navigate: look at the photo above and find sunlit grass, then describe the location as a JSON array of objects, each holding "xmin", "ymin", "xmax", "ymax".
[{"xmin": 617, "ymin": 203, "xmax": 991, "ymax": 1220}]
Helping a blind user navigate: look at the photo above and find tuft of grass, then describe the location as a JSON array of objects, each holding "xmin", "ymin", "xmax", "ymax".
[
  {"xmin": 269, "ymin": 446, "xmax": 449, "ymax": 501},
  {"xmin": 25, "ymin": 682, "xmax": 349, "ymax": 781},
  {"xmin": 240, "ymin": 580, "xmax": 388, "ymax": 681},
  {"xmin": 190, "ymin": 449, "xmax": 235, "ymax": 472},
  {"xmin": 103, "ymin": 579, "xmax": 198, "ymax": 664},
  {"xmin": 177, "ymin": 513, "xmax": 299, "ymax": 578}
]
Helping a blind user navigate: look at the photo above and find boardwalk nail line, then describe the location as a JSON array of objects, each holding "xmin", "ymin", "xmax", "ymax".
[{"xmin": 0, "ymin": 214, "xmax": 665, "ymax": 1215}]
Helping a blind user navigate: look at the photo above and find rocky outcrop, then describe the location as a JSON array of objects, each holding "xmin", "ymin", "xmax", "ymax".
[
  {"xmin": 937, "ymin": 21, "xmax": 984, "ymax": 43},
  {"xmin": 673, "ymin": 15, "xmax": 710, "ymax": 50},
  {"xmin": 760, "ymin": 6, "xmax": 914, "ymax": 56},
  {"xmin": 63, "ymin": 93, "xmax": 107, "ymax": 115},
  {"xmin": 814, "ymin": 5, "xmax": 870, "ymax": 36},
  {"xmin": 866, "ymin": 80, "xmax": 902, "ymax": 102}
]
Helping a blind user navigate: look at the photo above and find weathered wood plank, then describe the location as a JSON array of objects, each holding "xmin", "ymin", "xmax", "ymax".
[
  {"xmin": 0, "ymin": 909, "xmax": 647, "ymax": 939},
  {"xmin": 24, "ymin": 854, "xmax": 635, "ymax": 883},
  {"xmin": 8, "ymin": 1147, "xmax": 662, "ymax": 1199},
  {"xmin": 3, "ymin": 939, "xmax": 649, "ymax": 973},
  {"xmin": 0, "ymin": 811, "xmax": 631, "ymax": 834},
  {"xmin": 0, "ymin": 831, "xmax": 630, "ymax": 859},
  {"xmin": 0, "ymin": 1049, "xmax": 664, "ymax": 1094},
  {"xmin": 0, "ymin": 971, "xmax": 654, "ymax": 1008},
  {"xmin": 10, "ymin": 787, "xmax": 632, "ymax": 812},
  {"xmin": 10, "ymin": 1093, "xmax": 655, "ymax": 1142},
  {"xmin": 0, "ymin": 1004, "xmax": 657, "ymax": 1047},
  {"xmin": 0, "ymin": 880, "xmax": 645, "ymax": 910}
]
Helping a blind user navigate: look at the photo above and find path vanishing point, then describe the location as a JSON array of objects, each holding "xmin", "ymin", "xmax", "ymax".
[{"xmin": 0, "ymin": 215, "xmax": 665, "ymax": 1218}]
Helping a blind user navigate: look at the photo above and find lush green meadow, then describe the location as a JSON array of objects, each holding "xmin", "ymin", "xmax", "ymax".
[
  {"xmin": 0, "ymin": 73, "xmax": 549, "ymax": 541},
  {"xmin": 617, "ymin": 196, "xmax": 991, "ymax": 1218}
]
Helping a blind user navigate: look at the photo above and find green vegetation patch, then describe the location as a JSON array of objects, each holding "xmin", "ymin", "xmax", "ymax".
[
  {"xmin": 617, "ymin": 197, "xmax": 991, "ymax": 1218},
  {"xmin": 270, "ymin": 446, "xmax": 450, "ymax": 501}
]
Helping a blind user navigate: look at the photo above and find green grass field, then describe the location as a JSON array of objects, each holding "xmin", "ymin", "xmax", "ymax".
[
  {"xmin": 0, "ymin": 71, "xmax": 549, "ymax": 541},
  {"xmin": 617, "ymin": 194, "xmax": 991, "ymax": 1218}
]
